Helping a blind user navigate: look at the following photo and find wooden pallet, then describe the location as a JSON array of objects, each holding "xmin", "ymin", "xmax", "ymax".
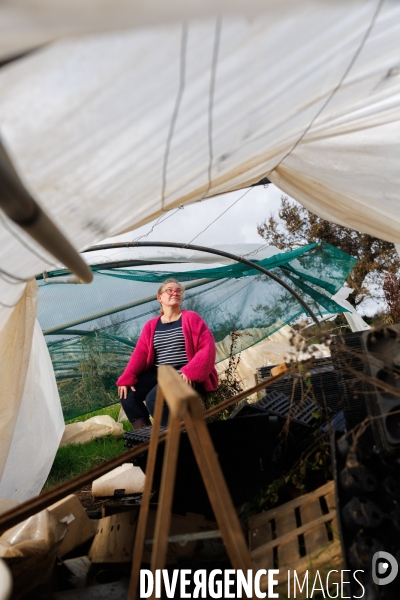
[{"xmin": 249, "ymin": 481, "xmax": 342, "ymax": 586}]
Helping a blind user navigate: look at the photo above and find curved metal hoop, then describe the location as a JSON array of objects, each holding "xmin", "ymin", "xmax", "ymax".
[{"xmin": 82, "ymin": 240, "xmax": 321, "ymax": 327}]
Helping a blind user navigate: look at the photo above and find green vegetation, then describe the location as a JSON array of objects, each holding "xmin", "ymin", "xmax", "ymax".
[
  {"xmin": 43, "ymin": 404, "xmax": 132, "ymax": 491},
  {"xmin": 52, "ymin": 332, "xmax": 129, "ymax": 421},
  {"xmin": 43, "ymin": 436, "xmax": 127, "ymax": 491},
  {"xmin": 65, "ymin": 403, "xmax": 125, "ymax": 424},
  {"xmin": 258, "ymin": 194, "xmax": 399, "ymax": 307}
]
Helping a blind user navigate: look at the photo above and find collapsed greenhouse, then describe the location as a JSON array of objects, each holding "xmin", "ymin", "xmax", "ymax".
[
  {"xmin": 40, "ymin": 242, "xmax": 355, "ymax": 419},
  {"xmin": 1, "ymin": 0, "xmax": 400, "ymax": 598}
]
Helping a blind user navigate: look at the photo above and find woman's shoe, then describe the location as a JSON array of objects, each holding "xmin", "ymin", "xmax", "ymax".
[{"xmin": 131, "ymin": 417, "xmax": 150, "ymax": 430}]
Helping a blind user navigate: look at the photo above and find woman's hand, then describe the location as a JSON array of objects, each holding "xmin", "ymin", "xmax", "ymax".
[
  {"xmin": 180, "ymin": 372, "xmax": 193, "ymax": 387},
  {"xmin": 118, "ymin": 385, "xmax": 136, "ymax": 399}
]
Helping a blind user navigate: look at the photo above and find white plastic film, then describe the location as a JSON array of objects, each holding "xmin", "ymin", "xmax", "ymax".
[
  {"xmin": 0, "ymin": 316, "xmax": 64, "ymax": 501},
  {"xmin": 0, "ymin": 1, "xmax": 398, "ymax": 493}
]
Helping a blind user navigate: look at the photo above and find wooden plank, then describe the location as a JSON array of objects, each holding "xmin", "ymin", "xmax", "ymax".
[
  {"xmin": 325, "ymin": 491, "xmax": 339, "ymax": 541},
  {"xmin": 300, "ymin": 499, "xmax": 329, "ymax": 555},
  {"xmin": 157, "ymin": 364, "xmax": 200, "ymax": 419},
  {"xmin": 251, "ymin": 511, "xmax": 336, "ymax": 560},
  {"xmin": 256, "ymin": 541, "xmax": 343, "ymax": 588},
  {"xmin": 185, "ymin": 410, "xmax": 253, "ymax": 572},
  {"xmin": 89, "ymin": 509, "xmax": 139, "ymax": 563},
  {"xmin": 249, "ymin": 520, "xmax": 274, "ymax": 568},
  {"xmin": 325, "ymin": 491, "xmax": 336, "ymax": 512},
  {"xmin": 150, "ymin": 415, "xmax": 182, "ymax": 575},
  {"xmin": 325, "ymin": 491, "xmax": 336, "ymax": 510},
  {"xmin": 251, "ymin": 484, "xmax": 341, "ymax": 582},
  {"xmin": 248, "ymin": 481, "xmax": 334, "ymax": 529},
  {"xmin": 275, "ymin": 510, "xmax": 300, "ymax": 566},
  {"xmin": 129, "ymin": 385, "xmax": 165, "ymax": 599},
  {"xmin": 249, "ymin": 520, "xmax": 273, "ymax": 551}
]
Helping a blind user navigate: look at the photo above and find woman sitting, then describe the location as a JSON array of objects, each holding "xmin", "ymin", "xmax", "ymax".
[{"xmin": 117, "ymin": 278, "xmax": 218, "ymax": 428}]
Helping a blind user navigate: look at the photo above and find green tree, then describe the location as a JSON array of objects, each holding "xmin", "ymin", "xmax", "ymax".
[{"xmin": 257, "ymin": 196, "xmax": 399, "ymax": 307}]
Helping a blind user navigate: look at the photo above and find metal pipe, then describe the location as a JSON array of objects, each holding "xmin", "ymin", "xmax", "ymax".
[
  {"xmin": 0, "ymin": 141, "xmax": 93, "ymax": 283},
  {"xmin": 36, "ymin": 259, "xmax": 173, "ymax": 280},
  {"xmin": 0, "ymin": 369, "xmax": 288, "ymax": 534},
  {"xmin": 42, "ymin": 278, "xmax": 214, "ymax": 335},
  {"xmin": 43, "ymin": 274, "xmax": 81, "ymax": 284},
  {"xmin": 82, "ymin": 241, "xmax": 321, "ymax": 327}
]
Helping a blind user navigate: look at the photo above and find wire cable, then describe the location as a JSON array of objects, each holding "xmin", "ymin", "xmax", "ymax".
[
  {"xmin": 130, "ymin": 206, "xmax": 184, "ymax": 243},
  {"xmin": 267, "ymin": 0, "xmax": 384, "ymax": 177},
  {"xmin": 202, "ymin": 16, "xmax": 223, "ymax": 200},
  {"xmin": 161, "ymin": 23, "xmax": 188, "ymax": 210},
  {"xmin": 188, "ymin": 186, "xmax": 253, "ymax": 244},
  {"xmin": 243, "ymin": 0, "xmax": 385, "ymax": 266}
]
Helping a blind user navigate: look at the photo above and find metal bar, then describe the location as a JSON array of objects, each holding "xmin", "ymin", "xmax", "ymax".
[
  {"xmin": 150, "ymin": 414, "xmax": 182, "ymax": 576},
  {"xmin": 42, "ymin": 278, "xmax": 213, "ymax": 335},
  {"xmin": 0, "ymin": 369, "xmax": 289, "ymax": 534},
  {"xmin": 43, "ymin": 275, "xmax": 81, "ymax": 284},
  {"xmin": 45, "ymin": 330, "xmax": 93, "ymax": 336},
  {"xmin": 129, "ymin": 385, "xmax": 165, "ymax": 599},
  {"xmin": 0, "ymin": 141, "xmax": 93, "ymax": 283},
  {"xmin": 82, "ymin": 241, "xmax": 320, "ymax": 327},
  {"xmin": 36, "ymin": 260, "xmax": 174, "ymax": 280}
]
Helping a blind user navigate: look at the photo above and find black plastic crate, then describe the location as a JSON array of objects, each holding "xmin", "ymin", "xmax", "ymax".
[
  {"xmin": 253, "ymin": 389, "xmax": 318, "ymax": 425},
  {"xmin": 361, "ymin": 326, "xmax": 400, "ymax": 456},
  {"xmin": 257, "ymin": 362, "xmax": 341, "ymax": 414},
  {"xmin": 232, "ymin": 388, "xmax": 345, "ymax": 435},
  {"xmin": 330, "ymin": 331, "xmax": 365, "ymax": 430},
  {"xmin": 124, "ymin": 425, "xmax": 167, "ymax": 448},
  {"xmin": 332, "ymin": 430, "xmax": 400, "ymax": 599},
  {"xmin": 132, "ymin": 415, "xmax": 274, "ymax": 518}
]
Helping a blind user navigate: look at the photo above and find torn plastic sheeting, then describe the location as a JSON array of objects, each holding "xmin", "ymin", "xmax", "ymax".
[
  {"xmin": 0, "ymin": 509, "xmax": 66, "ymax": 558},
  {"xmin": 60, "ymin": 415, "xmax": 124, "ymax": 447},
  {"xmin": 84, "ymin": 243, "xmax": 283, "ymax": 267},
  {"xmin": 331, "ymin": 287, "xmax": 370, "ymax": 332},
  {"xmin": 1, "ymin": 3, "xmax": 400, "ymax": 329},
  {"xmin": 0, "ymin": 0, "xmax": 297, "ymax": 61},
  {"xmin": 0, "ymin": 510, "xmax": 67, "ymax": 599},
  {"xmin": 216, "ymin": 324, "xmax": 330, "ymax": 392},
  {"xmin": 0, "ymin": 282, "xmax": 64, "ymax": 503}
]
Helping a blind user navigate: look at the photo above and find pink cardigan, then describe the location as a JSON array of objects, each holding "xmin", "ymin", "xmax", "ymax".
[{"xmin": 116, "ymin": 310, "xmax": 218, "ymax": 391}]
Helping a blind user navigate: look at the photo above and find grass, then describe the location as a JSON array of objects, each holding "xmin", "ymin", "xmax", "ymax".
[
  {"xmin": 65, "ymin": 403, "xmax": 127, "ymax": 425},
  {"xmin": 43, "ymin": 404, "xmax": 133, "ymax": 492}
]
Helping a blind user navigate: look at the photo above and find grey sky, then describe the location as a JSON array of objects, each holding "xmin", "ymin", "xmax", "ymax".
[
  {"xmin": 102, "ymin": 184, "xmax": 284, "ymax": 247},
  {"xmin": 99, "ymin": 183, "xmax": 383, "ymax": 316}
]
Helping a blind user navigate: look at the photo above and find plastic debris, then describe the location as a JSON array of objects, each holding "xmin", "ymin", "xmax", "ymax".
[
  {"xmin": 48, "ymin": 494, "xmax": 97, "ymax": 557},
  {"xmin": 92, "ymin": 464, "xmax": 145, "ymax": 497},
  {"xmin": 60, "ymin": 416, "xmax": 123, "ymax": 447}
]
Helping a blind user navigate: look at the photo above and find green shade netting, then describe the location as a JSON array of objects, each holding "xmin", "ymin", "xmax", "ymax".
[{"xmin": 37, "ymin": 242, "xmax": 357, "ymax": 420}]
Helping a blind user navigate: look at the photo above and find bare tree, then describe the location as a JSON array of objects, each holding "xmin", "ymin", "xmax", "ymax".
[{"xmin": 258, "ymin": 196, "xmax": 399, "ymax": 307}]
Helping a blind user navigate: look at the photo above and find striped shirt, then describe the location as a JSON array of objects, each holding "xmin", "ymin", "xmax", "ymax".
[{"xmin": 153, "ymin": 316, "xmax": 188, "ymax": 369}]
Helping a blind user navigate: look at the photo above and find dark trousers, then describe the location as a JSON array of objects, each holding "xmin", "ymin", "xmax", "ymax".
[{"xmin": 120, "ymin": 369, "xmax": 205, "ymax": 427}]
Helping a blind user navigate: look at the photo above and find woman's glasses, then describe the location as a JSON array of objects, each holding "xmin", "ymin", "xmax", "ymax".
[{"xmin": 164, "ymin": 288, "xmax": 183, "ymax": 295}]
